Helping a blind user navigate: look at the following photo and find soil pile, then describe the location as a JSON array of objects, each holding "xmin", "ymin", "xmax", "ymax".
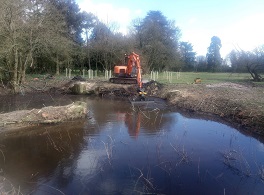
[{"xmin": 143, "ymin": 80, "xmax": 164, "ymax": 96}]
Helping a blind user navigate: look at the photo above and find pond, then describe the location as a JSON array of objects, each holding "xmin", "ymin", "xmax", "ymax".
[{"xmin": 0, "ymin": 95, "xmax": 264, "ymax": 194}]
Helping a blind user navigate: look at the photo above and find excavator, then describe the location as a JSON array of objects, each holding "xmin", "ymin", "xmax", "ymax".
[
  {"xmin": 109, "ymin": 52, "xmax": 142, "ymax": 88},
  {"xmin": 109, "ymin": 52, "xmax": 147, "ymax": 101}
]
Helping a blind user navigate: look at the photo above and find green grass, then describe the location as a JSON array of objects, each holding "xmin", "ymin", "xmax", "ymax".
[
  {"xmin": 26, "ymin": 71, "xmax": 264, "ymax": 86},
  {"xmin": 143, "ymin": 72, "xmax": 263, "ymax": 84}
]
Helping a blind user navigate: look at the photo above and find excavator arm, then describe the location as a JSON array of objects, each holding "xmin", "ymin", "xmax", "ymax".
[{"xmin": 127, "ymin": 52, "xmax": 142, "ymax": 88}]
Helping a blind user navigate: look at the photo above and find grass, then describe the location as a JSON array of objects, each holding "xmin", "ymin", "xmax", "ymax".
[
  {"xmin": 26, "ymin": 71, "xmax": 264, "ymax": 86},
  {"xmin": 143, "ymin": 72, "xmax": 261, "ymax": 84}
]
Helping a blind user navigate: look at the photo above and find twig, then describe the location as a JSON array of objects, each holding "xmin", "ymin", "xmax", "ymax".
[
  {"xmin": 133, "ymin": 167, "xmax": 155, "ymax": 192},
  {"xmin": 28, "ymin": 182, "xmax": 65, "ymax": 195},
  {"xmin": 138, "ymin": 107, "xmax": 150, "ymax": 119},
  {"xmin": 0, "ymin": 149, "xmax": 5, "ymax": 163}
]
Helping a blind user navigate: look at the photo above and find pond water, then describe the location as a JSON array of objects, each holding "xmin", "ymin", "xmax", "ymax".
[{"xmin": 0, "ymin": 95, "xmax": 264, "ymax": 194}]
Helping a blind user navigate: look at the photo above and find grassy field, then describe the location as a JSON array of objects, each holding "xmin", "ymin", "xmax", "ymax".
[
  {"xmin": 27, "ymin": 71, "xmax": 264, "ymax": 86},
  {"xmin": 144, "ymin": 72, "xmax": 264, "ymax": 85}
]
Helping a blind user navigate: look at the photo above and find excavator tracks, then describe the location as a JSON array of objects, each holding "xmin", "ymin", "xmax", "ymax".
[{"xmin": 109, "ymin": 77, "xmax": 138, "ymax": 85}]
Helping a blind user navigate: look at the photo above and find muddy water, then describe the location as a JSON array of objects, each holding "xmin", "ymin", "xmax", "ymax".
[{"xmin": 0, "ymin": 95, "xmax": 264, "ymax": 194}]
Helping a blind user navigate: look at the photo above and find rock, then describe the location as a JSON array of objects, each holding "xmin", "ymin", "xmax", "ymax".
[{"xmin": 69, "ymin": 82, "xmax": 96, "ymax": 94}]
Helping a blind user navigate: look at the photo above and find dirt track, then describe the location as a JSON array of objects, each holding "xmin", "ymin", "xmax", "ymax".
[{"xmin": 0, "ymin": 78, "xmax": 263, "ymax": 135}]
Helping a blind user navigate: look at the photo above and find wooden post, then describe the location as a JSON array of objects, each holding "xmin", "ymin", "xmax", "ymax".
[
  {"xmin": 69, "ymin": 69, "xmax": 71, "ymax": 78},
  {"xmin": 105, "ymin": 70, "xmax": 108, "ymax": 79}
]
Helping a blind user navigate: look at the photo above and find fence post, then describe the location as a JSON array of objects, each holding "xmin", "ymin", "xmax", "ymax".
[
  {"xmin": 91, "ymin": 70, "xmax": 94, "ymax": 79},
  {"xmin": 69, "ymin": 69, "xmax": 71, "ymax": 78},
  {"xmin": 66, "ymin": 68, "xmax": 68, "ymax": 78},
  {"xmin": 176, "ymin": 71, "xmax": 180, "ymax": 80},
  {"xmin": 109, "ymin": 70, "xmax": 112, "ymax": 79}
]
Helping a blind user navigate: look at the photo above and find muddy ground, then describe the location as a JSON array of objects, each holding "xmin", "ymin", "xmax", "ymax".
[{"xmin": 0, "ymin": 76, "xmax": 263, "ymax": 135}]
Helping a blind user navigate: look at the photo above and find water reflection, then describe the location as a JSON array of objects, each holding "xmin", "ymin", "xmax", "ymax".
[
  {"xmin": 0, "ymin": 119, "xmax": 87, "ymax": 194},
  {"xmin": 0, "ymin": 97, "xmax": 264, "ymax": 194}
]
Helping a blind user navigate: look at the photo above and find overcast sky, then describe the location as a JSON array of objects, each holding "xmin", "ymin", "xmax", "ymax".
[{"xmin": 77, "ymin": 0, "xmax": 264, "ymax": 58}]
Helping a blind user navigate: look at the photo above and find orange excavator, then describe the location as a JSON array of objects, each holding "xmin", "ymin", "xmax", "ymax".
[
  {"xmin": 110, "ymin": 52, "xmax": 149, "ymax": 101},
  {"xmin": 109, "ymin": 52, "xmax": 142, "ymax": 89}
]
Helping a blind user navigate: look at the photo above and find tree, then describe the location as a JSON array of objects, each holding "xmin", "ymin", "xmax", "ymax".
[
  {"xmin": 51, "ymin": 0, "xmax": 84, "ymax": 44},
  {"xmin": 249, "ymin": 46, "xmax": 264, "ymax": 81},
  {"xmin": 132, "ymin": 11, "xmax": 181, "ymax": 72},
  {"xmin": 206, "ymin": 36, "xmax": 222, "ymax": 72},
  {"xmin": 229, "ymin": 50, "xmax": 247, "ymax": 72},
  {"xmin": 89, "ymin": 22, "xmax": 116, "ymax": 71},
  {"xmin": 229, "ymin": 47, "xmax": 264, "ymax": 81},
  {"xmin": 196, "ymin": 55, "xmax": 207, "ymax": 72},
  {"xmin": 179, "ymin": 42, "xmax": 196, "ymax": 71},
  {"xmin": 0, "ymin": 0, "xmax": 70, "ymax": 92},
  {"xmin": 81, "ymin": 11, "xmax": 97, "ymax": 70}
]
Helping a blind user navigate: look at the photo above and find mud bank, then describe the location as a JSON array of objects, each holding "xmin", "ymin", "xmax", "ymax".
[
  {"xmin": 0, "ymin": 101, "xmax": 87, "ymax": 131},
  {"xmin": 161, "ymin": 83, "xmax": 264, "ymax": 135},
  {"xmin": 0, "ymin": 78, "xmax": 263, "ymax": 135},
  {"xmin": 67, "ymin": 80, "xmax": 264, "ymax": 134}
]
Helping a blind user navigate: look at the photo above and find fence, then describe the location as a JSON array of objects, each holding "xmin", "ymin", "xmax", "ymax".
[
  {"xmin": 65, "ymin": 68, "xmax": 112, "ymax": 80},
  {"xmin": 65, "ymin": 68, "xmax": 181, "ymax": 83},
  {"xmin": 150, "ymin": 71, "xmax": 181, "ymax": 83}
]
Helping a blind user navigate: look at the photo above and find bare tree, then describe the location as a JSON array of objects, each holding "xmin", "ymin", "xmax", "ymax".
[
  {"xmin": 0, "ymin": 0, "xmax": 70, "ymax": 92},
  {"xmin": 230, "ymin": 47, "xmax": 264, "ymax": 81}
]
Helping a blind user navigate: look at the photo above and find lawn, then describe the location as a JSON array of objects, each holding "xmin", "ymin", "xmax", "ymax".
[
  {"xmin": 27, "ymin": 71, "xmax": 264, "ymax": 86},
  {"xmin": 144, "ymin": 72, "xmax": 263, "ymax": 84}
]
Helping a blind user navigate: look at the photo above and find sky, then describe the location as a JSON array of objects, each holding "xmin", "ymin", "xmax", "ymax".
[{"xmin": 77, "ymin": 0, "xmax": 264, "ymax": 58}]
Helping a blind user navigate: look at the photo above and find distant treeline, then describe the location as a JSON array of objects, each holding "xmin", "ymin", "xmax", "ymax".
[{"xmin": 0, "ymin": 0, "xmax": 263, "ymax": 92}]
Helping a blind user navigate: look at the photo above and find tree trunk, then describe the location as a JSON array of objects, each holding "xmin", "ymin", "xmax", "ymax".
[
  {"xmin": 18, "ymin": 52, "xmax": 22, "ymax": 84},
  {"xmin": 21, "ymin": 56, "xmax": 27, "ymax": 84},
  {"xmin": 56, "ymin": 53, "xmax": 60, "ymax": 75},
  {"xmin": 247, "ymin": 65, "xmax": 262, "ymax": 82},
  {"xmin": 12, "ymin": 47, "xmax": 19, "ymax": 93}
]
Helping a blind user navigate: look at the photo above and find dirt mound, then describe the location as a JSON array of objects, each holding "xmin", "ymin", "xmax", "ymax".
[
  {"xmin": 143, "ymin": 80, "xmax": 164, "ymax": 96},
  {"xmin": 0, "ymin": 101, "xmax": 87, "ymax": 130}
]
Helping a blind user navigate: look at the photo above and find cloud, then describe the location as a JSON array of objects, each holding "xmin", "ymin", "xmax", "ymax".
[
  {"xmin": 188, "ymin": 17, "xmax": 198, "ymax": 25},
  {"xmin": 220, "ymin": 13, "xmax": 264, "ymax": 54}
]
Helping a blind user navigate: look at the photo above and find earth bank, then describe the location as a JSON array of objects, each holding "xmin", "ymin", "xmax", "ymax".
[
  {"xmin": 68, "ymin": 79, "xmax": 264, "ymax": 135},
  {"xmin": 0, "ymin": 77, "xmax": 263, "ymax": 135}
]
